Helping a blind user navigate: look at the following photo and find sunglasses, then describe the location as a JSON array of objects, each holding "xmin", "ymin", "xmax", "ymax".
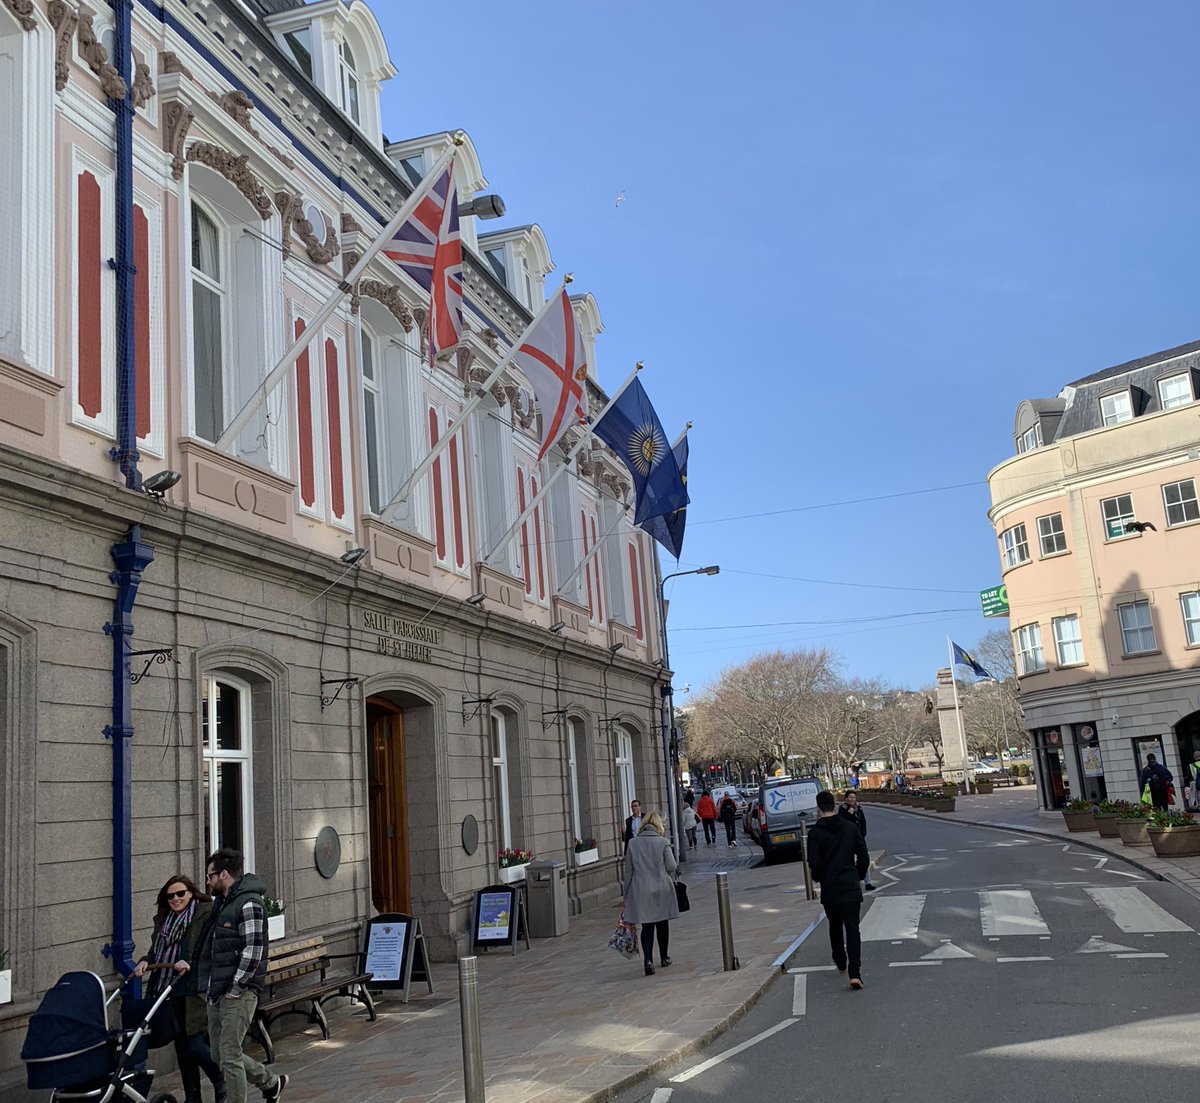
[{"xmin": 167, "ymin": 889, "xmax": 190, "ymax": 900}]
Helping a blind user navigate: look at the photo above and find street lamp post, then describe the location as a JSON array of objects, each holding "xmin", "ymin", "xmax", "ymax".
[{"xmin": 657, "ymin": 564, "xmax": 720, "ymax": 866}]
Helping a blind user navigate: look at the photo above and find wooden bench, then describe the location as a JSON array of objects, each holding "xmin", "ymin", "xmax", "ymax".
[
  {"xmin": 990, "ymin": 775, "xmax": 1019, "ymax": 787},
  {"xmin": 252, "ymin": 934, "xmax": 376, "ymax": 1063}
]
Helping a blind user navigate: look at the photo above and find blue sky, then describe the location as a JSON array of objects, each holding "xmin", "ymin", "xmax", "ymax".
[{"xmin": 375, "ymin": 1, "xmax": 1200, "ymax": 693}]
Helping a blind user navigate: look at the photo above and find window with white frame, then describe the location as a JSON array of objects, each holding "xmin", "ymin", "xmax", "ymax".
[
  {"xmin": 1017, "ymin": 423, "xmax": 1042, "ymax": 454},
  {"xmin": 615, "ymin": 728, "xmax": 636, "ymax": 816},
  {"xmin": 1000, "ymin": 523, "xmax": 1030, "ymax": 569},
  {"xmin": 201, "ymin": 675, "xmax": 255, "ymax": 863},
  {"xmin": 1037, "ymin": 513, "xmax": 1067, "ymax": 556},
  {"xmin": 491, "ymin": 711, "xmax": 511, "ymax": 851},
  {"xmin": 483, "ymin": 246, "xmax": 507, "ymax": 287},
  {"xmin": 1101, "ymin": 493, "xmax": 1136, "ymax": 539},
  {"xmin": 190, "ymin": 201, "xmax": 225, "ymax": 444},
  {"xmin": 361, "ymin": 329, "xmax": 383, "ymax": 513},
  {"xmin": 396, "ymin": 153, "xmax": 424, "ymax": 189},
  {"xmin": 337, "ymin": 40, "xmax": 361, "ymax": 125},
  {"xmin": 282, "ymin": 26, "xmax": 312, "ymax": 78},
  {"xmin": 1014, "ymin": 622, "xmax": 1045, "ymax": 675},
  {"xmin": 1181, "ymin": 592, "xmax": 1200, "ymax": 646},
  {"xmin": 1163, "ymin": 478, "xmax": 1199, "ymax": 527},
  {"xmin": 566, "ymin": 718, "xmax": 584, "ymax": 843},
  {"xmin": 1099, "ymin": 390, "xmax": 1133, "ymax": 426},
  {"xmin": 1158, "ymin": 372, "xmax": 1193, "ymax": 410},
  {"xmin": 1052, "ymin": 614, "xmax": 1084, "ymax": 666},
  {"xmin": 1118, "ymin": 600, "xmax": 1156, "ymax": 655}
]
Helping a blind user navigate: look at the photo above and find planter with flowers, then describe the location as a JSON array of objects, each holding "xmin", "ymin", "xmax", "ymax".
[
  {"xmin": 1148, "ymin": 809, "xmax": 1200, "ymax": 857},
  {"xmin": 264, "ymin": 898, "xmax": 286, "ymax": 942},
  {"xmin": 1116, "ymin": 804, "xmax": 1152, "ymax": 847},
  {"xmin": 926, "ymin": 788, "xmax": 957, "ymax": 813},
  {"xmin": 1093, "ymin": 800, "xmax": 1131, "ymax": 838},
  {"xmin": 573, "ymin": 837, "xmax": 599, "ymax": 867},
  {"xmin": 0, "ymin": 948, "xmax": 10, "ymax": 1006},
  {"xmin": 498, "ymin": 848, "xmax": 533, "ymax": 883},
  {"xmin": 1061, "ymin": 799, "xmax": 1096, "ymax": 833}
]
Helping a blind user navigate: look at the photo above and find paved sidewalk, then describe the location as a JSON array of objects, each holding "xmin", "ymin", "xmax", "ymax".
[
  {"xmin": 150, "ymin": 847, "xmax": 823, "ymax": 1103},
  {"xmin": 873, "ymin": 788, "xmax": 1200, "ymax": 900}
]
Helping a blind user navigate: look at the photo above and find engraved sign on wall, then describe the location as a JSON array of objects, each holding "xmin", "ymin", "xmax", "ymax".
[{"xmin": 362, "ymin": 610, "xmax": 442, "ymax": 664}]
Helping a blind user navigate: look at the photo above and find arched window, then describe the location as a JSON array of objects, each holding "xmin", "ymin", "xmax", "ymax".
[
  {"xmin": 338, "ymin": 40, "xmax": 361, "ymax": 125},
  {"xmin": 190, "ymin": 200, "xmax": 225, "ymax": 444},
  {"xmin": 566, "ymin": 717, "xmax": 594, "ymax": 843},
  {"xmin": 491, "ymin": 710, "xmax": 511, "ymax": 850},
  {"xmin": 615, "ymin": 727, "xmax": 636, "ymax": 815},
  {"xmin": 201, "ymin": 674, "xmax": 256, "ymax": 863}
]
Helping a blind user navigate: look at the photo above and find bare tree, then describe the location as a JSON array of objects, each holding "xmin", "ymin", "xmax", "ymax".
[
  {"xmin": 878, "ymin": 689, "xmax": 940, "ymax": 770},
  {"xmin": 966, "ymin": 629, "xmax": 1027, "ymax": 755}
]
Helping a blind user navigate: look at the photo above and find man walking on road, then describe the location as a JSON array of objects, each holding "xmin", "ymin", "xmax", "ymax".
[
  {"xmin": 198, "ymin": 848, "xmax": 287, "ymax": 1103},
  {"xmin": 838, "ymin": 790, "xmax": 875, "ymax": 890},
  {"xmin": 1139, "ymin": 754, "xmax": 1173, "ymax": 812},
  {"xmin": 808, "ymin": 789, "xmax": 870, "ymax": 990}
]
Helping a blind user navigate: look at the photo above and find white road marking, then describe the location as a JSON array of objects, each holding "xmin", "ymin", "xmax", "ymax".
[
  {"xmin": 670, "ymin": 1018, "xmax": 799, "ymax": 1083},
  {"xmin": 1085, "ymin": 887, "xmax": 1191, "ymax": 933},
  {"xmin": 1076, "ymin": 935, "xmax": 1137, "ymax": 954},
  {"xmin": 651, "ymin": 1089, "xmax": 674, "ymax": 1103},
  {"xmin": 980, "ymin": 890, "xmax": 1050, "ymax": 936},
  {"xmin": 922, "ymin": 942, "xmax": 975, "ymax": 960},
  {"xmin": 1105, "ymin": 869, "xmax": 1145, "ymax": 879},
  {"xmin": 861, "ymin": 895, "xmax": 926, "ymax": 941},
  {"xmin": 787, "ymin": 965, "xmax": 835, "ymax": 974},
  {"xmin": 997, "ymin": 956, "xmax": 1053, "ymax": 963},
  {"xmin": 1115, "ymin": 952, "xmax": 1169, "ymax": 959},
  {"xmin": 792, "ymin": 974, "xmax": 807, "ymax": 1017},
  {"xmin": 890, "ymin": 960, "xmax": 941, "ymax": 967}
]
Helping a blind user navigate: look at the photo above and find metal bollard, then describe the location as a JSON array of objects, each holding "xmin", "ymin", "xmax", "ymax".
[
  {"xmin": 715, "ymin": 871, "xmax": 739, "ymax": 970},
  {"xmin": 799, "ymin": 821, "xmax": 815, "ymax": 900},
  {"xmin": 459, "ymin": 956, "xmax": 486, "ymax": 1103}
]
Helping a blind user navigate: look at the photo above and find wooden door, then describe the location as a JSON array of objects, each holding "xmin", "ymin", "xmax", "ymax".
[{"xmin": 367, "ymin": 700, "xmax": 410, "ymax": 913}]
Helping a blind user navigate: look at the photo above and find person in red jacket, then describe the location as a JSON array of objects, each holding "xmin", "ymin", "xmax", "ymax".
[{"xmin": 695, "ymin": 792, "xmax": 718, "ymax": 846}]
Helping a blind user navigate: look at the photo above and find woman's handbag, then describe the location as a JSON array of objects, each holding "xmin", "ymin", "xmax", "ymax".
[
  {"xmin": 608, "ymin": 913, "xmax": 638, "ymax": 959},
  {"xmin": 674, "ymin": 881, "xmax": 691, "ymax": 913}
]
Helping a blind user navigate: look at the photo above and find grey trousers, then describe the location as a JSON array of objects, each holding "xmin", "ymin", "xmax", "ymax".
[{"xmin": 207, "ymin": 994, "xmax": 280, "ymax": 1103}]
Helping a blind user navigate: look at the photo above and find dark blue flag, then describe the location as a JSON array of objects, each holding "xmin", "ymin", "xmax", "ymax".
[
  {"xmin": 951, "ymin": 640, "xmax": 995, "ymax": 681},
  {"xmin": 640, "ymin": 435, "xmax": 689, "ymax": 558},
  {"xmin": 592, "ymin": 378, "xmax": 687, "ymax": 525}
]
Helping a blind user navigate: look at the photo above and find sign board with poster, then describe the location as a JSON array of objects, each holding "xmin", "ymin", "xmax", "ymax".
[
  {"xmin": 363, "ymin": 913, "xmax": 434, "ymax": 1003},
  {"xmin": 472, "ymin": 884, "xmax": 531, "ymax": 956}
]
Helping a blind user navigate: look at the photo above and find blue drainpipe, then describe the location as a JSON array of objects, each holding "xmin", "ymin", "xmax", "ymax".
[{"xmin": 102, "ymin": 0, "xmax": 148, "ymax": 980}]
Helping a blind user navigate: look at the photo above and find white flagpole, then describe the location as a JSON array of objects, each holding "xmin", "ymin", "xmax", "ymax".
[
  {"xmin": 554, "ymin": 420, "xmax": 692, "ymax": 596},
  {"xmin": 947, "ymin": 637, "xmax": 973, "ymax": 792},
  {"xmin": 481, "ymin": 363, "xmax": 643, "ymax": 567},
  {"xmin": 380, "ymin": 274, "xmax": 574, "ymax": 519},
  {"xmin": 215, "ymin": 139, "xmax": 462, "ymax": 451}
]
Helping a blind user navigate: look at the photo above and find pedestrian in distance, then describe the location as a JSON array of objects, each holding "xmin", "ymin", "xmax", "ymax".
[
  {"xmin": 838, "ymin": 791, "xmax": 875, "ymax": 890},
  {"xmin": 681, "ymin": 802, "xmax": 700, "ymax": 849},
  {"xmin": 807, "ymin": 789, "xmax": 870, "ymax": 990},
  {"xmin": 134, "ymin": 875, "xmax": 226, "ymax": 1103},
  {"xmin": 1139, "ymin": 753, "xmax": 1173, "ymax": 812},
  {"xmin": 622, "ymin": 799, "xmax": 643, "ymax": 852},
  {"xmin": 696, "ymin": 791, "xmax": 718, "ymax": 845},
  {"xmin": 620, "ymin": 810, "xmax": 679, "ymax": 976},
  {"xmin": 196, "ymin": 848, "xmax": 288, "ymax": 1103},
  {"xmin": 717, "ymin": 792, "xmax": 739, "ymax": 846},
  {"xmin": 1187, "ymin": 751, "xmax": 1200, "ymax": 811},
  {"xmin": 683, "ymin": 786, "xmax": 695, "ymax": 808}
]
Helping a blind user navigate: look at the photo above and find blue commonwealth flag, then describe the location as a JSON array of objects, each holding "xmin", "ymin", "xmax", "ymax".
[
  {"xmin": 640, "ymin": 435, "xmax": 689, "ymax": 559},
  {"xmin": 951, "ymin": 640, "xmax": 995, "ymax": 681},
  {"xmin": 592, "ymin": 377, "xmax": 688, "ymax": 524}
]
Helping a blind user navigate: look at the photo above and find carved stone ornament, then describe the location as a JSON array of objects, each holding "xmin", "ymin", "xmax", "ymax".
[
  {"xmin": 575, "ymin": 448, "xmax": 597, "ymax": 478},
  {"xmin": 297, "ymin": 213, "xmax": 339, "ymax": 265},
  {"xmin": 272, "ymin": 192, "xmax": 303, "ymax": 260},
  {"xmin": 488, "ymin": 382, "xmax": 512, "ymax": 408},
  {"xmin": 131, "ymin": 62, "xmax": 155, "ymax": 109},
  {"xmin": 77, "ymin": 9, "xmax": 128, "ymax": 100},
  {"xmin": 411, "ymin": 305, "xmax": 429, "ymax": 358},
  {"xmin": 159, "ymin": 51, "xmax": 194, "ymax": 79},
  {"xmin": 185, "ymin": 142, "xmax": 273, "ymax": 220},
  {"xmin": 358, "ymin": 281, "xmax": 414, "ymax": 331},
  {"xmin": 480, "ymin": 327, "xmax": 501, "ymax": 353},
  {"xmin": 600, "ymin": 471, "xmax": 631, "ymax": 500},
  {"xmin": 2, "ymin": 0, "xmax": 35, "ymax": 32},
  {"xmin": 162, "ymin": 102, "xmax": 195, "ymax": 181},
  {"xmin": 219, "ymin": 89, "xmax": 254, "ymax": 128},
  {"xmin": 342, "ymin": 250, "xmax": 362, "ymax": 314},
  {"xmin": 49, "ymin": 2, "xmax": 78, "ymax": 91},
  {"xmin": 451, "ymin": 344, "xmax": 474, "ymax": 384},
  {"xmin": 512, "ymin": 388, "xmax": 536, "ymax": 431},
  {"xmin": 340, "ymin": 212, "xmax": 363, "ymax": 235}
]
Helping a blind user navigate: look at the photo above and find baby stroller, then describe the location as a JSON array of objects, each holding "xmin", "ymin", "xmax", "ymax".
[{"xmin": 21, "ymin": 969, "xmax": 180, "ymax": 1103}]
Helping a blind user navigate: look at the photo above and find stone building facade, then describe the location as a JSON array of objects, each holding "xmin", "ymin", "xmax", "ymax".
[{"xmin": 0, "ymin": 0, "xmax": 670, "ymax": 1085}]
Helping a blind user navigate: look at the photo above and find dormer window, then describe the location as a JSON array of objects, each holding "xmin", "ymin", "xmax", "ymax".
[
  {"xmin": 1017, "ymin": 423, "xmax": 1042, "ymax": 454},
  {"xmin": 397, "ymin": 154, "xmax": 424, "ymax": 189},
  {"xmin": 337, "ymin": 41, "xmax": 361, "ymax": 125},
  {"xmin": 1099, "ymin": 390, "xmax": 1133, "ymax": 426},
  {"xmin": 1158, "ymin": 372, "xmax": 1193, "ymax": 410},
  {"xmin": 484, "ymin": 247, "xmax": 507, "ymax": 286}
]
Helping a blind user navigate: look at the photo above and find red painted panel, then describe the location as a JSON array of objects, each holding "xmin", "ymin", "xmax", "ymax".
[
  {"xmin": 77, "ymin": 171, "xmax": 103, "ymax": 419},
  {"xmin": 294, "ymin": 319, "xmax": 315, "ymax": 508},
  {"xmin": 429, "ymin": 408, "xmax": 445, "ymax": 560},
  {"xmin": 449, "ymin": 427, "xmax": 465, "ymax": 568},
  {"xmin": 628, "ymin": 542, "xmax": 644, "ymax": 640},
  {"xmin": 133, "ymin": 206, "xmax": 151, "ymax": 438},
  {"xmin": 517, "ymin": 467, "xmax": 531, "ymax": 596},
  {"xmin": 591, "ymin": 515, "xmax": 603, "ymax": 623},
  {"xmin": 532, "ymin": 476, "xmax": 545, "ymax": 599},
  {"xmin": 325, "ymin": 338, "xmax": 345, "ymax": 519}
]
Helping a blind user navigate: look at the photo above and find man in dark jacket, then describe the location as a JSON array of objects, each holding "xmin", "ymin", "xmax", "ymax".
[
  {"xmin": 199, "ymin": 848, "xmax": 287, "ymax": 1103},
  {"xmin": 808, "ymin": 790, "xmax": 870, "ymax": 989},
  {"xmin": 838, "ymin": 791, "xmax": 875, "ymax": 891},
  {"xmin": 1139, "ymin": 754, "xmax": 1173, "ymax": 811}
]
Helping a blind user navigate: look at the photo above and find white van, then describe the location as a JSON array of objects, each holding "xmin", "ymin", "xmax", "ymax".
[{"xmin": 756, "ymin": 776, "xmax": 822, "ymax": 860}]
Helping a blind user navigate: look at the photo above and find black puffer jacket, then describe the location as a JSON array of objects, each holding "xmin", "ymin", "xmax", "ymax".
[
  {"xmin": 807, "ymin": 814, "xmax": 869, "ymax": 905},
  {"xmin": 197, "ymin": 873, "xmax": 269, "ymax": 1000}
]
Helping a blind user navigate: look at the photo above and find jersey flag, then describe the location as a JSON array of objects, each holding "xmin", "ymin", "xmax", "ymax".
[{"xmin": 512, "ymin": 290, "xmax": 590, "ymax": 460}]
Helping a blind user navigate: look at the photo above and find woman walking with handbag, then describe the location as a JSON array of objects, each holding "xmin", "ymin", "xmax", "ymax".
[{"xmin": 621, "ymin": 810, "xmax": 679, "ymax": 976}]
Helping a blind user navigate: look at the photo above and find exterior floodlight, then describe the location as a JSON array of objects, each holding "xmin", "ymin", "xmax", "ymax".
[
  {"xmin": 340, "ymin": 547, "xmax": 367, "ymax": 565},
  {"xmin": 609, "ymin": 642, "xmax": 626, "ymax": 654},
  {"xmin": 549, "ymin": 622, "xmax": 567, "ymax": 633},
  {"xmin": 459, "ymin": 194, "xmax": 506, "ymax": 219},
  {"xmin": 466, "ymin": 592, "xmax": 487, "ymax": 606},
  {"xmin": 143, "ymin": 470, "xmax": 181, "ymax": 497}
]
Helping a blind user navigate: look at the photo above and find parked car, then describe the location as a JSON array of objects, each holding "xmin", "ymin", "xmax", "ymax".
[
  {"xmin": 970, "ymin": 760, "xmax": 1001, "ymax": 774},
  {"xmin": 742, "ymin": 798, "xmax": 761, "ymax": 841},
  {"xmin": 756, "ymin": 776, "xmax": 822, "ymax": 861}
]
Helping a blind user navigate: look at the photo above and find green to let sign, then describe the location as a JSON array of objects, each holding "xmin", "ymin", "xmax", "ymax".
[{"xmin": 980, "ymin": 584, "xmax": 1009, "ymax": 618}]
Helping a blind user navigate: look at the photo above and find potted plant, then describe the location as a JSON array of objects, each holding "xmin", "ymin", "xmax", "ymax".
[
  {"xmin": 498, "ymin": 847, "xmax": 533, "ymax": 883},
  {"xmin": 1116, "ymin": 803, "xmax": 1152, "ymax": 847},
  {"xmin": 1093, "ymin": 799, "xmax": 1131, "ymax": 838},
  {"xmin": 974, "ymin": 776, "xmax": 994, "ymax": 796},
  {"xmin": 1061, "ymin": 798, "xmax": 1096, "ymax": 832},
  {"xmin": 264, "ymin": 898, "xmax": 286, "ymax": 941},
  {"xmin": 1147, "ymin": 809, "xmax": 1200, "ymax": 857},
  {"xmin": 0, "ymin": 947, "xmax": 10, "ymax": 1005},
  {"xmin": 573, "ymin": 837, "xmax": 599, "ymax": 866},
  {"xmin": 926, "ymin": 787, "xmax": 957, "ymax": 813}
]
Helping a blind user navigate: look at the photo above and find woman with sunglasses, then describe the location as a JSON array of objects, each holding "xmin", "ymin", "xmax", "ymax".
[{"xmin": 135, "ymin": 875, "xmax": 226, "ymax": 1103}]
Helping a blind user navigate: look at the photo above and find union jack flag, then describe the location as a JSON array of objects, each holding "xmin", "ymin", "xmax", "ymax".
[
  {"xmin": 512, "ymin": 290, "xmax": 590, "ymax": 460},
  {"xmin": 382, "ymin": 158, "xmax": 463, "ymax": 366}
]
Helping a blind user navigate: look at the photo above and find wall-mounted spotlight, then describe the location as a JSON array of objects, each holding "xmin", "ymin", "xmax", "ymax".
[
  {"xmin": 609, "ymin": 641, "xmax": 626, "ymax": 655},
  {"xmin": 459, "ymin": 194, "xmax": 506, "ymax": 219},
  {"xmin": 340, "ymin": 547, "xmax": 367, "ymax": 565},
  {"xmin": 549, "ymin": 621, "xmax": 567, "ymax": 634},
  {"xmin": 142, "ymin": 470, "xmax": 181, "ymax": 500},
  {"xmin": 466, "ymin": 592, "xmax": 487, "ymax": 606}
]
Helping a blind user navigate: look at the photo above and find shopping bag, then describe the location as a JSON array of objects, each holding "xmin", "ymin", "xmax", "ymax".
[
  {"xmin": 674, "ymin": 881, "xmax": 691, "ymax": 913},
  {"xmin": 1141, "ymin": 783, "xmax": 1153, "ymax": 805},
  {"xmin": 608, "ymin": 913, "xmax": 638, "ymax": 959}
]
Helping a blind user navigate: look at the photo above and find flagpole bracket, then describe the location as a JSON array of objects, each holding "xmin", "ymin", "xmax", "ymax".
[
  {"xmin": 463, "ymin": 695, "xmax": 496, "ymax": 725},
  {"xmin": 541, "ymin": 708, "xmax": 568, "ymax": 731},
  {"xmin": 321, "ymin": 677, "xmax": 360, "ymax": 711}
]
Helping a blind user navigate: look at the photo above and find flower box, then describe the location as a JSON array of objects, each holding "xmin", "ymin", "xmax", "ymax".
[
  {"xmin": 498, "ymin": 863, "xmax": 530, "ymax": 884},
  {"xmin": 1148, "ymin": 825, "xmax": 1200, "ymax": 858},
  {"xmin": 267, "ymin": 914, "xmax": 285, "ymax": 942},
  {"xmin": 974, "ymin": 780, "xmax": 993, "ymax": 796},
  {"xmin": 1061, "ymin": 810, "xmax": 1095, "ymax": 833},
  {"xmin": 0, "ymin": 969, "xmax": 10, "ymax": 1006},
  {"xmin": 1092, "ymin": 813, "xmax": 1121, "ymax": 838},
  {"xmin": 574, "ymin": 847, "xmax": 599, "ymax": 867},
  {"xmin": 927, "ymin": 798, "xmax": 956, "ymax": 813},
  {"xmin": 1116, "ymin": 818, "xmax": 1151, "ymax": 847}
]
